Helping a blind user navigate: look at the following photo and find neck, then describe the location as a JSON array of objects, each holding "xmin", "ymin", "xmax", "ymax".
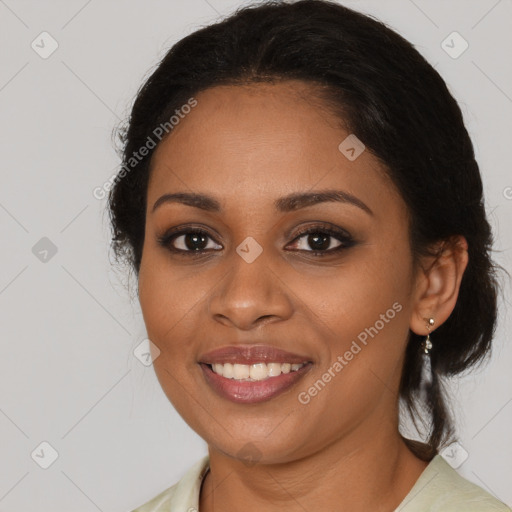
[{"xmin": 199, "ymin": 416, "xmax": 429, "ymax": 512}]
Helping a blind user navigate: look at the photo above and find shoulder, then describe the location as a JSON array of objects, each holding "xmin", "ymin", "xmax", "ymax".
[
  {"xmin": 396, "ymin": 455, "xmax": 511, "ymax": 512},
  {"xmin": 129, "ymin": 482, "xmax": 178, "ymax": 512},
  {"xmin": 130, "ymin": 455, "xmax": 210, "ymax": 512}
]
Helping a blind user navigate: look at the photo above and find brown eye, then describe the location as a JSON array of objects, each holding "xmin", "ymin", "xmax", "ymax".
[
  {"xmin": 294, "ymin": 232, "xmax": 342, "ymax": 252},
  {"xmin": 157, "ymin": 228, "xmax": 222, "ymax": 254},
  {"xmin": 287, "ymin": 224, "xmax": 355, "ymax": 255}
]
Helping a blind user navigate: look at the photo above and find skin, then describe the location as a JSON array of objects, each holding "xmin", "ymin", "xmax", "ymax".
[{"xmin": 137, "ymin": 80, "xmax": 468, "ymax": 511}]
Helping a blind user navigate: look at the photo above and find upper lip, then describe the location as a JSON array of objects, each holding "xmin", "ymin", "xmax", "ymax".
[{"xmin": 198, "ymin": 345, "xmax": 312, "ymax": 365}]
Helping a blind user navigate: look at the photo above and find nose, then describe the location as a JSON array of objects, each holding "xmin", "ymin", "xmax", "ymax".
[{"xmin": 207, "ymin": 247, "xmax": 293, "ymax": 331}]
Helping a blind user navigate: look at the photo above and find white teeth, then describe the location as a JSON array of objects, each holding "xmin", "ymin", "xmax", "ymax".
[
  {"xmin": 222, "ymin": 362, "xmax": 234, "ymax": 379},
  {"xmin": 249, "ymin": 363, "xmax": 268, "ymax": 381},
  {"xmin": 267, "ymin": 362, "xmax": 282, "ymax": 377},
  {"xmin": 209, "ymin": 361, "xmax": 307, "ymax": 381},
  {"xmin": 233, "ymin": 363, "xmax": 250, "ymax": 380}
]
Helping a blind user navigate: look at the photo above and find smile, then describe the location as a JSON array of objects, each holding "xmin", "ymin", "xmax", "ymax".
[
  {"xmin": 199, "ymin": 361, "xmax": 313, "ymax": 403},
  {"xmin": 198, "ymin": 344, "xmax": 314, "ymax": 403},
  {"xmin": 210, "ymin": 361, "xmax": 307, "ymax": 381}
]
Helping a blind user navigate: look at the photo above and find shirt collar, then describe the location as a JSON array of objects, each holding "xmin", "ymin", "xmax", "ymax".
[{"xmin": 168, "ymin": 454, "xmax": 210, "ymax": 510}]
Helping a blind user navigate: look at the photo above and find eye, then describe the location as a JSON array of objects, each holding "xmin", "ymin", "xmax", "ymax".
[
  {"xmin": 157, "ymin": 227, "xmax": 222, "ymax": 255},
  {"xmin": 286, "ymin": 223, "xmax": 355, "ymax": 255}
]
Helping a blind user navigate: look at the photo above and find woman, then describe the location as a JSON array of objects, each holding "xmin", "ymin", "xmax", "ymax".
[{"xmin": 109, "ymin": 1, "xmax": 510, "ymax": 510}]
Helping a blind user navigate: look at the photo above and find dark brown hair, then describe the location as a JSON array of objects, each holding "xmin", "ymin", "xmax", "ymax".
[{"xmin": 108, "ymin": 0, "xmax": 502, "ymax": 460}]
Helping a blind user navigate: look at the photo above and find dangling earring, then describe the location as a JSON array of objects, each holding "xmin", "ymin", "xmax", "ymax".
[
  {"xmin": 422, "ymin": 318, "xmax": 434, "ymax": 354},
  {"xmin": 420, "ymin": 318, "xmax": 435, "ymax": 394}
]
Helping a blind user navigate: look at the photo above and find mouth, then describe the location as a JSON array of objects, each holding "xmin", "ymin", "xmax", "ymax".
[
  {"xmin": 207, "ymin": 361, "xmax": 308, "ymax": 380},
  {"xmin": 198, "ymin": 345, "xmax": 313, "ymax": 403}
]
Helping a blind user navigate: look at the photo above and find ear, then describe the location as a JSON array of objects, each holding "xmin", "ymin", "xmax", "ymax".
[{"xmin": 410, "ymin": 235, "xmax": 469, "ymax": 335}]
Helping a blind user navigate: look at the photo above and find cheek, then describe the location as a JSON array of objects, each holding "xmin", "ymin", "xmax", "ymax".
[
  {"xmin": 302, "ymin": 234, "xmax": 414, "ymax": 391},
  {"xmin": 138, "ymin": 250, "xmax": 202, "ymax": 359},
  {"xmin": 138, "ymin": 252, "xmax": 209, "ymax": 422},
  {"xmin": 307, "ymin": 239, "xmax": 412, "ymax": 336}
]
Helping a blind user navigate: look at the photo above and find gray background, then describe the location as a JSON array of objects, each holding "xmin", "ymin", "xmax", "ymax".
[{"xmin": 0, "ymin": 0, "xmax": 511, "ymax": 510}]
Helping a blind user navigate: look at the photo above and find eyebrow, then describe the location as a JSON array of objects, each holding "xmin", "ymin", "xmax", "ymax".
[{"xmin": 151, "ymin": 189, "xmax": 373, "ymax": 216}]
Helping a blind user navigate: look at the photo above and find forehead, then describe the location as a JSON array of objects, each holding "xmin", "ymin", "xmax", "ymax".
[{"xmin": 147, "ymin": 81, "xmax": 399, "ymax": 213}]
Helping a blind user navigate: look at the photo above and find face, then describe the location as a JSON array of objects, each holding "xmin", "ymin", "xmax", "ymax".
[{"xmin": 138, "ymin": 81, "xmax": 419, "ymax": 464}]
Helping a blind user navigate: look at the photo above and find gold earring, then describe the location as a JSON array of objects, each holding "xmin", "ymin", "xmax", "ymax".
[{"xmin": 422, "ymin": 318, "xmax": 434, "ymax": 354}]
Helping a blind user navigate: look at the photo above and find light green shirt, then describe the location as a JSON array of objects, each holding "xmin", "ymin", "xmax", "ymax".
[{"xmin": 131, "ymin": 454, "xmax": 511, "ymax": 511}]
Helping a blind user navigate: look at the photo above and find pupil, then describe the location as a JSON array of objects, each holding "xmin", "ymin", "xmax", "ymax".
[
  {"xmin": 308, "ymin": 233, "xmax": 329, "ymax": 250},
  {"xmin": 186, "ymin": 233, "xmax": 207, "ymax": 251}
]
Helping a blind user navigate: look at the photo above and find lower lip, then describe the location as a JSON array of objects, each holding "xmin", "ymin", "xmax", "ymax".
[{"xmin": 200, "ymin": 363, "xmax": 312, "ymax": 404}]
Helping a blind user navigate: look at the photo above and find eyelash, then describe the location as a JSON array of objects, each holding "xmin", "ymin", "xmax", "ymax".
[{"xmin": 157, "ymin": 223, "xmax": 356, "ymax": 258}]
